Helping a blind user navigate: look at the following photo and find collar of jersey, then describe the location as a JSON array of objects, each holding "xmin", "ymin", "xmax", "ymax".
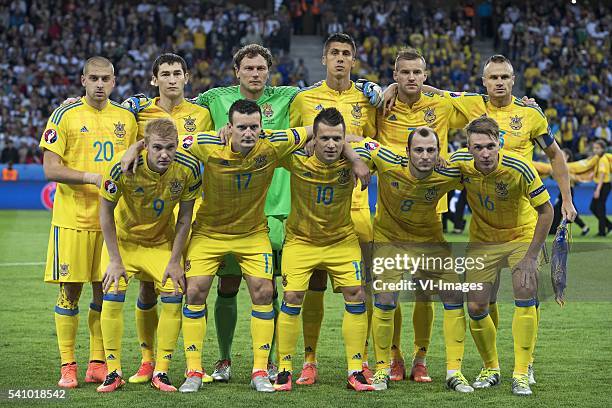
[
  {"xmin": 486, "ymin": 96, "xmax": 518, "ymax": 112},
  {"xmin": 81, "ymin": 97, "xmax": 110, "ymax": 112},
  {"xmin": 321, "ymin": 80, "xmax": 355, "ymax": 95},
  {"xmin": 152, "ymin": 96, "xmax": 187, "ymax": 113},
  {"xmin": 395, "ymin": 94, "xmax": 425, "ymax": 111}
]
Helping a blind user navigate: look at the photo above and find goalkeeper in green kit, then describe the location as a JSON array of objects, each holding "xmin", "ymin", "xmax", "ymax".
[{"xmin": 191, "ymin": 44, "xmax": 384, "ymax": 382}]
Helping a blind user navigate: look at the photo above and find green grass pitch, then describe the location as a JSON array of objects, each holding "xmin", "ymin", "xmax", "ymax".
[{"xmin": 0, "ymin": 210, "xmax": 611, "ymax": 407}]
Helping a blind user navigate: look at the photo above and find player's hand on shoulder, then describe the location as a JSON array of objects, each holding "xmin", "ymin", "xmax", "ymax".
[
  {"xmin": 217, "ymin": 124, "xmax": 231, "ymax": 145},
  {"xmin": 520, "ymin": 95, "xmax": 539, "ymax": 108},
  {"xmin": 60, "ymin": 96, "xmax": 81, "ymax": 106},
  {"xmin": 121, "ymin": 140, "xmax": 145, "ymax": 175},
  {"xmin": 102, "ymin": 261, "xmax": 128, "ymax": 294},
  {"xmin": 355, "ymin": 79, "xmax": 384, "ymax": 109},
  {"xmin": 383, "ymin": 83, "xmax": 399, "ymax": 115},
  {"xmin": 121, "ymin": 93, "xmax": 149, "ymax": 113},
  {"xmin": 304, "ymin": 139, "xmax": 316, "ymax": 156},
  {"xmin": 435, "ymin": 157, "xmax": 449, "ymax": 169}
]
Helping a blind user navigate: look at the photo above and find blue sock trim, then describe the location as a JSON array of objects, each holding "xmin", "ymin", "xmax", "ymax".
[
  {"xmin": 55, "ymin": 306, "xmax": 79, "ymax": 316},
  {"xmin": 182, "ymin": 304, "xmax": 206, "ymax": 319},
  {"xmin": 136, "ymin": 300, "xmax": 157, "ymax": 310},
  {"xmin": 89, "ymin": 303, "xmax": 102, "ymax": 312},
  {"xmin": 469, "ymin": 311, "xmax": 489, "ymax": 321},
  {"xmin": 251, "ymin": 310, "xmax": 275, "ymax": 320},
  {"xmin": 443, "ymin": 303, "xmax": 464, "ymax": 310},
  {"xmin": 103, "ymin": 293, "xmax": 126, "ymax": 302},
  {"xmin": 280, "ymin": 302, "xmax": 301, "ymax": 315},
  {"xmin": 515, "ymin": 299, "xmax": 537, "ymax": 308},
  {"xmin": 374, "ymin": 302, "xmax": 396, "ymax": 311},
  {"xmin": 161, "ymin": 295, "xmax": 183, "ymax": 304},
  {"xmin": 345, "ymin": 302, "xmax": 366, "ymax": 314}
]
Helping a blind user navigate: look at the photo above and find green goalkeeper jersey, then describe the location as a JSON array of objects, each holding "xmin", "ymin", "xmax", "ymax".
[{"xmin": 194, "ymin": 85, "xmax": 299, "ymax": 218}]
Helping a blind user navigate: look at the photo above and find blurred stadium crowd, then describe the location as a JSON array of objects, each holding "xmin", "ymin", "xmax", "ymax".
[{"xmin": 0, "ymin": 0, "xmax": 609, "ymax": 163}]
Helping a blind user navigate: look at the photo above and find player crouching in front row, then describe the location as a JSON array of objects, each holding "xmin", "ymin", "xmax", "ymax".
[
  {"xmin": 275, "ymin": 108, "xmax": 375, "ymax": 392},
  {"xmin": 97, "ymin": 118, "xmax": 200, "ymax": 392}
]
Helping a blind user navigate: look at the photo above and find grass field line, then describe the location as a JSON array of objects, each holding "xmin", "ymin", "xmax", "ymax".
[{"xmin": 0, "ymin": 261, "xmax": 45, "ymax": 267}]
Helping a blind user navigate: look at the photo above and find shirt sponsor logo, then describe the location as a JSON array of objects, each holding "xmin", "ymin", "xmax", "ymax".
[{"xmin": 365, "ymin": 141, "xmax": 379, "ymax": 151}]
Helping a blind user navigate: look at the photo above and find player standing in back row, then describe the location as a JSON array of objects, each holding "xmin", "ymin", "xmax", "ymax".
[{"xmin": 40, "ymin": 56, "xmax": 138, "ymax": 388}]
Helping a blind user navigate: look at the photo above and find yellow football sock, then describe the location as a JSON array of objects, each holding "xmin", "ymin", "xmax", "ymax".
[
  {"xmin": 529, "ymin": 300, "xmax": 540, "ymax": 365},
  {"xmin": 101, "ymin": 293, "xmax": 126, "ymax": 373},
  {"xmin": 513, "ymin": 300, "xmax": 537, "ymax": 376},
  {"xmin": 412, "ymin": 301, "xmax": 434, "ymax": 361},
  {"xmin": 489, "ymin": 302, "xmax": 499, "ymax": 329},
  {"xmin": 278, "ymin": 302, "xmax": 302, "ymax": 372},
  {"xmin": 443, "ymin": 305, "xmax": 466, "ymax": 371},
  {"xmin": 372, "ymin": 304, "xmax": 394, "ymax": 371},
  {"xmin": 182, "ymin": 304, "xmax": 207, "ymax": 372},
  {"xmin": 302, "ymin": 290, "xmax": 324, "ymax": 364},
  {"xmin": 155, "ymin": 296, "xmax": 182, "ymax": 373},
  {"xmin": 392, "ymin": 303, "xmax": 404, "ymax": 361},
  {"xmin": 344, "ymin": 302, "xmax": 367, "ymax": 372},
  {"xmin": 251, "ymin": 304, "xmax": 275, "ymax": 371},
  {"xmin": 135, "ymin": 300, "xmax": 158, "ymax": 363},
  {"xmin": 88, "ymin": 303, "xmax": 105, "ymax": 362},
  {"xmin": 469, "ymin": 311, "xmax": 499, "ymax": 369},
  {"xmin": 55, "ymin": 306, "xmax": 79, "ymax": 365}
]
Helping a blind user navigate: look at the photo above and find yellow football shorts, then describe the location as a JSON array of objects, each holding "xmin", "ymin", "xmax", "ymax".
[
  {"xmin": 371, "ymin": 241, "xmax": 459, "ymax": 294},
  {"xmin": 281, "ymin": 234, "xmax": 363, "ymax": 292},
  {"xmin": 465, "ymin": 242, "xmax": 541, "ymax": 284},
  {"xmin": 100, "ymin": 239, "xmax": 181, "ymax": 293},
  {"xmin": 185, "ymin": 230, "xmax": 273, "ymax": 280},
  {"xmin": 351, "ymin": 207, "xmax": 373, "ymax": 243},
  {"xmin": 44, "ymin": 226, "xmax": 103, "ymax": 283}
]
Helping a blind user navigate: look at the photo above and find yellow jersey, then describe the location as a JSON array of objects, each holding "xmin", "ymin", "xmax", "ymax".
[
  {"xmin": 99, "ymin": 149, "xmax": 201, "ymax": 245},
  {"xmin": 444, "ymin": 92, "xmax": 554, "ymax": 160},
  {"xmin": 289, "ymin": 80, "xmax": 377, "ymax": 209},
  {"xmin": 377, "ymin": 92, "xmax": 466, "ymax": 157},
  {"xmin": 355, "ymin": 139, "xmax": 462, "ymax": 243},
  {"xmin": 39, "ymin": 97, "xmax": 138, "ymax": 231},
  {"xmin": 181, "ymin": 128, "xmax": 308, "ymax": 238},
  {"xmin": 450, "ymin": 149, "xmax": 551, "ymax": 242},
  {"xmin": 594, "ymin": 154, "xmax": 611, "ymax": 183},
  {"xmin": 130, "ymin": 96, "xmax": 213, "ymax": 140},
  {"xmin": 281, "ymin": 149, "xmax": 356, "ymax": 245}
]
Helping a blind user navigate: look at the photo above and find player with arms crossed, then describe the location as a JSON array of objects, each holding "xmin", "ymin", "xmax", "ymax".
[
  {"xmin": 289, "ymin": 32, "xmax": 379, "ymax": 384},
  {"xmin": 450, "ymin": 117, "xmax": 553, "ymax": 396},
  {"xmin": 274, "ymin": 108, "xmax": 373, "ymax": 392},
  {"xmin": 353, "ymin": 128, "xmax": 473, "ymax": 392},
  {"xmin": 96, "ymin": 118, "xmax": 200, "ymax": 392},
  {"xmin": 40, "ymin": 57, "xmax": 137, "ymax": 388}
]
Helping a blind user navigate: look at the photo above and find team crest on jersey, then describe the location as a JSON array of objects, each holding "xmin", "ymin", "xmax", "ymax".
[
  {"xmin": 184, "ymin": 260, "xmax": 191, "ymax": 272},
  {"xmin": 509, "ymin": 115, "xmax": 523, "ymax": 130},
  {"xmin": 351, "ymin": 103, "xmax": 362, "ymax": 119},
  {"xmin": 114, "ymin": 122, "xmax": 126, "ymax": 138},
  {"xmin": 495, "ymin": 180, "xmax": 509, "ymax": 199},
  {"xmin": 282, "ymin": 274, "xmax": 288, "ymax": 287},
  {"xmin": 337, "ymin": 168, "xmax": 351, "ymax": 185},
  {"xmin": 365, "ymin": 141, "xmax": 379, "ymax": 151},
  {"xmin": 424, "ymin": 186, "xmax": 439, "ymax": 202},
  {"xmin": 169, "ymin": 180, "xmax": 183, "ymax": 196},
  {"xmin": 423, "ymin": 107, "xmax": 436, "ymax": 124},
  {"xmin": 262, "ymin": 103, "xmax": 274, "ymax": 118},
  {"xmin": 59, "ymin": 263, "xmax": 70, "ymax": 277},
  {"xmin": 184, "ymin": 116, "xmax": 196, "ymax": 132},
  {"xmin": 104, "ymin": 180, "xmax": 117, "ymax": 194},
  {"xmin": 391, "ymin": 181, "xmax": 400, "ymax": 189},
  {"xmin": 315, "ymin": 104, "xmax": 324, "ymax": 111},
  {"xmin": 254, "ymin": 154, "xmax": 268, "ymax": 169},
  {"xmin": 182, "ymin": 135, "xmax": 194, "ymax": 149},
  {"xmin": 43, "ymin": 129, "xmax": 58, "ymax": 144}
]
